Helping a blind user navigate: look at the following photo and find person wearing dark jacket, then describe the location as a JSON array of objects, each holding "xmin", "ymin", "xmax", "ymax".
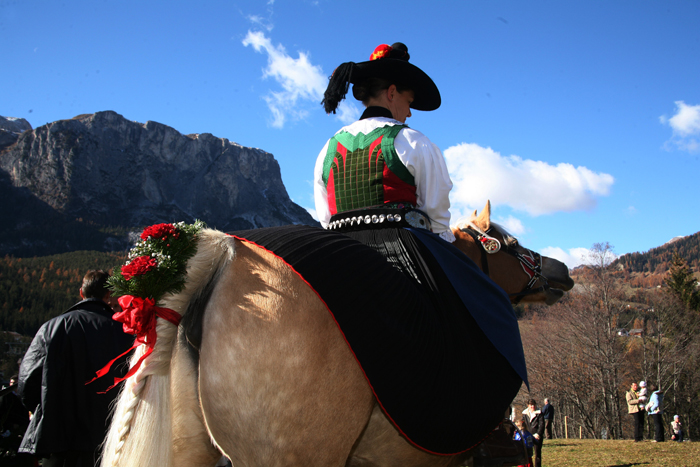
[
  {"xmin": 542, "ymin": 398, "xmax": 554, "ymax": 439},
  {"xmin": 522, "ymin": 399, "xmax": 545, "ymax": 467},
  {"xmin": 17, "ymin": 270, "xmax": 133, "ymax": 467}
]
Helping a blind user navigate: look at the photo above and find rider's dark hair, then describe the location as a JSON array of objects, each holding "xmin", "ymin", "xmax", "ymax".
[{"xmin": 353, "ymin": 77, "xmax": 411, "ymax": 105}]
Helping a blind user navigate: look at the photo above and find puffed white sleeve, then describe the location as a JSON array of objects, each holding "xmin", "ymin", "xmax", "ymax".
[
  {"xmin": 314, "ymin": 140, "xmax": 332, "ymax": 229},
  {"xmin": 394, "ymin": 128, "xmax": 456, "ymax": 242}
]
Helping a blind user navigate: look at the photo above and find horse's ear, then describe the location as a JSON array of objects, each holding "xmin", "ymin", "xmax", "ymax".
[{"xmin": 475, "ymin": 200, "xmax": 491, "ymax": 230}]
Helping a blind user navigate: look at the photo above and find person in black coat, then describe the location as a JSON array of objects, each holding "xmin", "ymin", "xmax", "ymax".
[
  {"xmin": 17, "ymin": 270, "xmax": 134, "ymax": 467},
  {"xmin": 542, "ymin": 397, "xmax": 555, "ymax": 439},
  {"xmin": 522, "ymin": 399, "xmax": 545, "ymax": 467}
]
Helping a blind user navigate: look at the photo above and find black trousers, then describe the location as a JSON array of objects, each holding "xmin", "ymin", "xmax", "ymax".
[
  {"xmin": 632, "ymin": 412, "xmax": 645, "ymax": 441},
  {"xmin": 652, "ymin": 414, "xmax": 665, "ymax": 442}
]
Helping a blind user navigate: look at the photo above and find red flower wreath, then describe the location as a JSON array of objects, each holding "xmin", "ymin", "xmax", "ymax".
[
  {"xmin": 141, "ymin": 223, "xmax": 179, "ymax": 241},
  {"xmin": 121, "ymin": 255, "xmax": 158, "ymax": 280}
]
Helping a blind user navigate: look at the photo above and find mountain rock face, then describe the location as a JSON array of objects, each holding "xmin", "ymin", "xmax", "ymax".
[
  {"xmin": 0, "ymin": 111, "xmax": 317, "ymax": 256},
  {"xmin": 0, "ymin": 116, "xmax": 32, "ymax": 151}
]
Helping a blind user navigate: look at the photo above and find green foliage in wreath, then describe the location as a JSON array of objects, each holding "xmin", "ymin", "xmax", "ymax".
[{"xmin": 108, "ymin": 220, "xmax": 206, "ymax": 304}]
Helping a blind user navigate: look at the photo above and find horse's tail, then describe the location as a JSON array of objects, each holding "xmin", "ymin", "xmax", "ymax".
[{"xmin": 101, "ymin": 229, "xmax": 235, "ymax": 467}]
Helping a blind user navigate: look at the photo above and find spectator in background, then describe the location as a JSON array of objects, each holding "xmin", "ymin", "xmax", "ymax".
[
  {"xmin": 542, "ymin": 398, "xmax": 554, "ymax": 439},
  {"xmin": 17, "ymin": 270, "xmax": 133, "ymax": 467},
  {"xmin": 0, "ymin": 375, "xmax": 30, "ymax": 456},
  {"xmin": 671, "ymin": 415, "xmax": 683, "ymax": 442},
  {"xmin": 626, "ymin": 381, "xmax": 644, "ymax": 442},
  {"xmin": 522, "ymin": 399, "xmax": 545, "ymax": 467},
  {"xmin": 645, "ymin": 384, "xmax": 665, "ymax": 442}
]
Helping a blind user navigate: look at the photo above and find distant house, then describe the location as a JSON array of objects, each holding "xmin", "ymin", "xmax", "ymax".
[
  {"xmin": 616, "ymin": 329, "xmax": 630, "ymax": 337},
  {"xmin": 629, "ymin": 329, "xmax": 644, "ymax": 338},
  {"xmin": 1, "ymin": 331, "xmax": 31, "ymax": 355}
]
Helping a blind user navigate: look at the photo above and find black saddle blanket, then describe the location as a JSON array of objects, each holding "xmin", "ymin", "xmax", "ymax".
[{"xmin": 230, "ymin": 225, "xmax": 522, "ymax": 455}]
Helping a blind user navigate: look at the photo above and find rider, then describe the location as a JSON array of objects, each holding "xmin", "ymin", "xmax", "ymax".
[{"xmin": 315, "ymin": 42, "xmax": 528, "ymax": 454}]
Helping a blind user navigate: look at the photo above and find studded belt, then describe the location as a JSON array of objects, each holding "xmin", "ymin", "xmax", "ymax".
[{"xmin": 328, "ymin": 207, "xmax": 432, "ymax": 232}]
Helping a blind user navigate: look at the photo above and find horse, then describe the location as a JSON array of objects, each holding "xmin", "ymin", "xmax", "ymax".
[{"xmin": 100, "ymin": 201, "xmax": 573, "ymax": 467}]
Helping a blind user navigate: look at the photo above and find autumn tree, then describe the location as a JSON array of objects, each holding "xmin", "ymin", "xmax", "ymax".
[
  {"xmin": 665, "ymin": 252, "xmax": 700, "ymax": 311},
  {"xmin": 522, "ymin": 243, "xmax": 632, "ymax": 439}
]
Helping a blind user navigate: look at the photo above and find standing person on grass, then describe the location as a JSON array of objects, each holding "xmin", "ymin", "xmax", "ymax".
[
  {"xmin": 626, "ymin": 381, "xmax": 644, "ymax": 442},
  {"xmin": 522, "ymin": 399, "xmax": 545, "ymax": 467},
  {"xmin": 645, "ymin": 384, "xmax": 665, "ymax": 442},
  {"xmin": 542, "ymin": 397, "xmax": 554, "ymax": 439}
]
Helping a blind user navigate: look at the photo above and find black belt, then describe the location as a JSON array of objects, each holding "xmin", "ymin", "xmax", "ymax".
[{"xmin": 328, "ymin": 207, "xmax": 432, "ymax": 233}]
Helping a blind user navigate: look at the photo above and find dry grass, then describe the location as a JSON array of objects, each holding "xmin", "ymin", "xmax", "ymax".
[{"xmin": 542, "ymin": 439, "xmax": 699, "ymax": 466}]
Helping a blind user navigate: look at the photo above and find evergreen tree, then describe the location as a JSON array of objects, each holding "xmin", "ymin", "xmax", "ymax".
[{"xmin": 665, "ymin": 252, "xmax": 700, "ymax": 311}]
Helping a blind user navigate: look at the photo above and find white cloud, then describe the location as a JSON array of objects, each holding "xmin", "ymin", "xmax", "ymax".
[
  {"xmin": 443, "ymin": 143, "xmax": 614, "ymax": 216},
  {"xmin": 541, "ymin": 246, "xmax": 591, "ymax": 270},
  {"xmin": 660, "ymin": 101, "xmax": 700, "ymax": 153},
  {"xmin": 305, "ymin": 206, "xmax": 319, "ymax": 221},
  {"xmin": 494, "ymin": 215, "xmax": 525, "ymax": 236},
  {"xmin": 335, "ymin": 101, "xmax": 362, "ymax": 125},
  {"xmin": 242, "ymin": 31, "xmax": 327, "ymax": 128}
]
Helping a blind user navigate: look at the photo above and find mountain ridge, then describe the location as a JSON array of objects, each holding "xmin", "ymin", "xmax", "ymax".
[{"xmin": 0, "ymin": 111, "xmax": 317, "ymax": 256}]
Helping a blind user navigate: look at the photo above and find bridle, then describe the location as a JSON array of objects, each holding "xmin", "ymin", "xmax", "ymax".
[{"xmin": 460, "ymin": 222, "xmax": 551, "ymax": 305}]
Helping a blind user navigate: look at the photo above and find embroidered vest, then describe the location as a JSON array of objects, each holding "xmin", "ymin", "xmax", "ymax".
[{"xmin": 322, "ymin": 123, "xmax": 417, "ymax": 215}]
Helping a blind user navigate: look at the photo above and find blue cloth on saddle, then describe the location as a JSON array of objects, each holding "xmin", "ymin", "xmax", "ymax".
[
  {"xmin": 408, "ymin": 227, "xmax": 528, "ymax": 385},
  {"xmin": 231, "ymin": 224, "xmax": 525, "ymax": 455}
]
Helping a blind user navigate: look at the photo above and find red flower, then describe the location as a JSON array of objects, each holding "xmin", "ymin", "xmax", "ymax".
[
  {"xmin": 370, "ymin": 44, "xmax": 392, "ymax": 61},
  {"xmin": 121, "ymin": 256, "xmax": 158, "ymax": 280},
  {"xmin": 141, "ymin": 223, "xmax": 179, "ymax": 241}
]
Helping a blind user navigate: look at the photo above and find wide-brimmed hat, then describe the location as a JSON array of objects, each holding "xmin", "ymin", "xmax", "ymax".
[{"xmin": 322, "ymin": 42, "xmax": 441, "ymax": 114}]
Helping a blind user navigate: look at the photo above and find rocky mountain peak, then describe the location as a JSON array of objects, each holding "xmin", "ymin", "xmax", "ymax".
[{"xmin": 0, "ymin": 111, "xmax": 317, "ymax": 256}]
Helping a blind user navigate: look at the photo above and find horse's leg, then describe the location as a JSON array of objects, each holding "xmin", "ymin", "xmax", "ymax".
[
  {"xmin": 170, "ymin": 327, "xmax": 222, "ymax": 467},
  {"xmin": 198, "ymin": 241, "xmax": 375, "ymax": 466},
  {"xmin": 348, "ymin": 405, "xmax": 471, "ymax": 467}
]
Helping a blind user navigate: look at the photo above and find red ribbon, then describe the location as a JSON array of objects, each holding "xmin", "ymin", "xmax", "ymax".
[{"xmin": 86, "ymin": 295, "xmax": 181, "ymax": 393}]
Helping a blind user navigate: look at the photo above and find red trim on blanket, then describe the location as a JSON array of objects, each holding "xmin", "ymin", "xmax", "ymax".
[{"xmin": 228, "ymin": 233, "xmax": 494, "ymax": 456}]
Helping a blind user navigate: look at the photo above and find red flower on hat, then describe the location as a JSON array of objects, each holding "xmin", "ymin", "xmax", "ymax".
[
  {"xmin": 121, "ymin": 255, "xmax": 158, "ymax": 280},
  {"xmin": 141, "ymin": 223, "xmax": 179, "ymax": 241},
  {"xmin": 370, "ymin": 44, "xmax": 393, "ymax": 61}
]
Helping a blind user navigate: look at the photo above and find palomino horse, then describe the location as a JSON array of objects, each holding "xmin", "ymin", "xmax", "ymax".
[{"xmin": 100, "ymin": 202, "xmax": 573, "ymax": 467}]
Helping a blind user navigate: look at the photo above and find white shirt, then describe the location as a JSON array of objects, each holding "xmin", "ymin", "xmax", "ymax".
[{"xmin": 314, "ymin": 117, "xmax": 455, "ymax": 242}]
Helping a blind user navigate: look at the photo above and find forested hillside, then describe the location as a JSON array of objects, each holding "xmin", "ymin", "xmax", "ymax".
[
  {"xmin": 614, "ymin": 231, "xmax": 700, "ymax": 274},
  {"xmin": 0, "ymin": 251, "xmax": 126, "ymax": 335}
]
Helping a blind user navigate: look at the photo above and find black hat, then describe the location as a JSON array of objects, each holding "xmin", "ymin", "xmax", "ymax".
[{"xmin": 322, "ymin": 42, "xmax": 441, "ymax": 114}]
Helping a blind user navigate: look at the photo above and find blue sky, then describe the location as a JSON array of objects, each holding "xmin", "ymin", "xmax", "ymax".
[{"xmin": 2, "ymin": 0, "xmax": 699, "ymax": 268}]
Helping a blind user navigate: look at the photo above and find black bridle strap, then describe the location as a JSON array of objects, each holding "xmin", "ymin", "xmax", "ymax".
[{"xmin": 461, "ymin": 226, "xmax": 551, "ymax": 305}]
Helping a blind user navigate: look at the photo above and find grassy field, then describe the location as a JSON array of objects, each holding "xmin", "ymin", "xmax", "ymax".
[{"xmin": 542, "ymin": 439, "xmax": 699, "ymax": 466}]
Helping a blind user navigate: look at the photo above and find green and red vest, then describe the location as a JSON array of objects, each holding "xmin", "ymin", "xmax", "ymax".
[{"xmin": 322, "ymin": 123, "xmax": 417, "ymax": 215}]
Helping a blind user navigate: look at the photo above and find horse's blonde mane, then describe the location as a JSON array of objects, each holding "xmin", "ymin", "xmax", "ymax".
[{"xmin": 101, "ymin": 229, "xmax": 235, "ymax": 467}]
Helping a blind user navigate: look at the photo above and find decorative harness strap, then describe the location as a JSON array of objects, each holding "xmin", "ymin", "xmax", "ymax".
[{"xmin": 462, "ymin": 222, "xmax": 550, "ymax": 305}]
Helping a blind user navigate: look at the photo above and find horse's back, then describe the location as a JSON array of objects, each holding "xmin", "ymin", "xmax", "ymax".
[{"xmin": 198, "ymin": 239, "xmax": 375, "ymax": 466}]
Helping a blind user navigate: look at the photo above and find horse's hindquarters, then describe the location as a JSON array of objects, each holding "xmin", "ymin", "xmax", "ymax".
[{"xmin": 198, "ymin": 241, "xmax": 374, "ymax": 466}]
